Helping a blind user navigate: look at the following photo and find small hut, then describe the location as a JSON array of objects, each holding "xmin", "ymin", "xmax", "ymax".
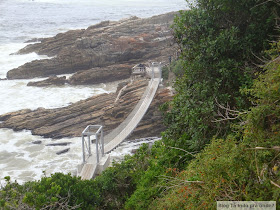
[
  {"xmin": 131, "ymin": 64, "xmax": 147, "ymax": 80},
  {"xmin": 132, "ymin": 64, "xmax": 146, "ymax": 75}
]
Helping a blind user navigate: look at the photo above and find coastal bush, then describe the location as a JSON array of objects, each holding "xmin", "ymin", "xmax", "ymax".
[
  {"xmin": 170, "ymin": 59, "xmax": 184, "ymax": 77},
  {"xmin": 161, "ymin": 66, "xmax": 169, "ymax": 80},
  {"xmin": 240, "ymin": 45, "xmax": 280, "ymax": 205},
  {"xmin": 124, "ymin": 142, "xmax": 166, "ymax": 209},
  {"xmin": 1, "ymin": 173, "xmax": 101, "ymax": 209},
  {"xmin": 0, "ymin": 176, "xmax": 30, "ymax": 209},
  {"xmin": 93, "ymin": 144, "xmax": 152, "ymax": 209},
  {"xmin": 122, "ymin": 2, "xmax": 280, "ymax": 207},
  {"xmin": 151, "ymin": 136, "xmax": 280, "ymax": 209},
  {"xmin": 150, "ymin": 40, "xmax": 280, "ymax": 209},
  {"xmin": 161, "ymin": 0, "xmax": 280, "ymax": 168},
  {"xmin": 0, "ymin": 143, "xmax": 161, "ymax": 209}
]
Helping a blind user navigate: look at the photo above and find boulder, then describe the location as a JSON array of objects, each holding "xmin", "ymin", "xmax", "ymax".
[
  {"xmin": 46, "ymin": 142, "xmax": 71, "ymax": 146},
  {"xmin": 27, "ymin": 76, "xmax": 67, "ymax": 87},
  {"xmin": 56, "ymin": 148, "xmax": 70, "ymax": 155},
  {"xmin": 32, "ymin": 140, "xmax": 42, "ymax": 144}
]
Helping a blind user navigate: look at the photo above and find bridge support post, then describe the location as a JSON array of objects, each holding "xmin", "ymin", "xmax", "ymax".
[
  {"xmin": 101, "ymin": 129, "xmax": 104, "ymax": 156},
  {"xmin": 159, "ymin": 62, "xmax": 162, "ymax": 83},
  {"xmin": 151, "ymin": 63, "xmax": 154, "ymax": 80},
  {"xmin": 96, "ymin": 133, "xmax": 99, "ymax": 163},
  {"xmin": 81, "ymin": 125, "xmax": 104, "ymax": 165},
  {"xmin": 82, "ymin": 135, "xmax": 86, "ymax": 164},
  {"xmin": 88, "ymin": 135, "xmax": 91, "ymax": 156}
]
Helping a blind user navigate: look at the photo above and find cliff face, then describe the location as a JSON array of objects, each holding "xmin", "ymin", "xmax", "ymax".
[
  {"xmin": 7, "ymin": 12, "xmax": 177, "ymax": 82},
  {"xmin": 0, "ymin": 79, "xmax": 172, "ymax": 139}
]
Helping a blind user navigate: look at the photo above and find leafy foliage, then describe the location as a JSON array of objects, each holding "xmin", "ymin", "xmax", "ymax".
[
  {"xmin": 161, "ymin": 66, "xmax": 169, "ymax": 80},
  {"xmin": 151, "ymin": 47, "xmax": 280, "ymax": 209},
  {"xmin": 161, "ymin": 0, "xmax": 280, "ymax": 167},
  {"xmin": 169, "ymin": 59, "xmax": 184, "ymax": 77},
  {"xmin": 0, "ymin": 144, "xmax": 157, "ymax": 209},
  {"xmin": 1, "ymin": 173, "xmax": 100, "ymax": 209}
]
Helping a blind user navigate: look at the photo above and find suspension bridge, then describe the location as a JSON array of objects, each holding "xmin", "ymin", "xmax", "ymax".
[{"xmin": 77, "ymin": 62, "xmax": 161, "ymax": 180}]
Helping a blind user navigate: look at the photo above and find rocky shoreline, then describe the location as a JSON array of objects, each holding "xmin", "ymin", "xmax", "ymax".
[
  {"xmin": 0, "ymin": 79, "xmax": 172, "ymax": 139},
  {"xmin": 0, "ymin": 12, "xmax": 177, "ymax": 139},
  {"xmin": 7, "ymin": 12, "xmax": 177, "ymax": 82}
]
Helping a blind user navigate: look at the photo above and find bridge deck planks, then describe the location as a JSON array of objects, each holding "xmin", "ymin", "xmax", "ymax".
[{"xmin": 79, "ymin": 66, "xmax": 161, "ymax": 179}]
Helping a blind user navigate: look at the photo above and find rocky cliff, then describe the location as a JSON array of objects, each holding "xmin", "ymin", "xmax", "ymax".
[
  {"xmin": 7, "ymin": 12, "xmax": 177, "ymax": 83},
  {"xmin": 0, "ymin": 79, "xmax": 172, "ymax": 139}
]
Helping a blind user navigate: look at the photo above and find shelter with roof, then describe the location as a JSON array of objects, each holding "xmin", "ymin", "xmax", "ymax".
[{"xmin": 132, "ymin": 63, "xmax": 146, "ymax": 75}]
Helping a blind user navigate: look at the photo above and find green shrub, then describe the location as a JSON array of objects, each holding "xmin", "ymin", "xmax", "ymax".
[
  {"xmin": 162, "ymin": 0, "xmax": 280, "ymax": 166},
  {"xmin": 150, "ymin": 40, "xmax": 280, "ymax": 210},
  {"xmin": 161, "ymin": 66, "xmax": 169, "ymax": 80},
  {"xmin": 170, "ymin": 60, "xmax": 184, "ymax": 77}
]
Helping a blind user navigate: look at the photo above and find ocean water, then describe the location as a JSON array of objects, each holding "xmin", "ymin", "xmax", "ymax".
[{"xmin": 0, "ymin": 0, "xmax": 187, "ymax": 184}]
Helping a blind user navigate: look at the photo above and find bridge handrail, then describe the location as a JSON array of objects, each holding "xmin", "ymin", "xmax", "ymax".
[
  {"xmin": 104, "ymin": 65, "xmax": 161, "ymax": 153},
  {"xmin": 104, "ymin": 80, "xmax": 151, "ymax": 143},
  {"xmin": 81, "ymin": 125, "xmax": 104, "ymax": 164},
  {"xmin": 79, "ymin": 64, "xmax": 161, "ymax": 179}
]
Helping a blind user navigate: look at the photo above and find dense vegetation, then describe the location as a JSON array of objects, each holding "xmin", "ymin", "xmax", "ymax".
[{"xmin": 1, "ymin": 0, "xmax": 280, "ymax": 209}]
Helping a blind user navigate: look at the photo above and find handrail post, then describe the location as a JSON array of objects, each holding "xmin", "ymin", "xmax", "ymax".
[
  {"xmin": 101, "ymin": 128, "xmax": 104, "ymax": 156},
  {"xmin": 152, "ymin": 64, "xmax": 154, "ymax": 80},
  {"xmin": 88, "ymin": 135, "xmax": 91, "ymax": 156},
  {"xmin": 159, "ymin": 63, "xmax": 162, "ymax": 80},
  {"xmin": 82, "ymin": 135, "xmax": 85, "ymax": 164},
  {"xmin": 96, "ymin": 134, "xmax": 99, "ymax": 163},
  {"xmin": 81, "ymin": 125, "xmax": 104, "ymax": 164}
]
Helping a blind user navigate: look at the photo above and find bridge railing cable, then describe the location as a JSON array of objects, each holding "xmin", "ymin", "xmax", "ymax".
[{"xmin": 104, "ymin": 65, "xmax": 161, "ymax": 153}]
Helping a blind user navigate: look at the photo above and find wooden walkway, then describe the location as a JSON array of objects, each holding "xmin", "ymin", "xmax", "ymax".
[
  {"xmin": 78, "ymin": 65, "xmax": 161, "ymax": 180},
  {"xmin": 104, "ymin": 78, "xmax": 160, "ymax": 153}
]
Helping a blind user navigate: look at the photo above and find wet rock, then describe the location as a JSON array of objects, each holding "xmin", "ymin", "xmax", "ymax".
[
  {"xmin": 27, "ymin": 76, "xmax": 67, "ymax": 87},
  {"xmin": 32, "ymin": 140, "xmax": 42, "ymax": 144},
  {"xmin": 56, "ymin": 148, "xmax": 70, "ymax": 155},
  {"xmin": 116, "ymin": 81, "xmax": 129, "ymax": 94},
  {"xmin": 46, "ymin": 142, "xmax": 71, "ymax": 146},
  {"xmin": 19, "ymin": 29, "xmax": 84, "ymax": 57},
  {"xmin": 131, "ymin": 149, "xmax": 138, "ymax": 154},
  {"xmin": 68, "ymin": 64, "xmax": 131, "ymax": 85},
  {"xmin": 24, "ymin": 38, "xmax": 44, "ymax": 43},
  {"xmin": 0, "ymin": 109, "xmax": 32, "ymax": 122}
]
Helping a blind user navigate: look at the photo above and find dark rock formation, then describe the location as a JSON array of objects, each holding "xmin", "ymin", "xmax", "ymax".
[
  {"xmin": 32, "ymin": 140, "xmax": 42, "ymax": 144},
  {"xmin": 24, "ymin": 38, "xmax": 44, "ymax": 43},
  {"xmin": 56, "ymin": 148, "xmax": 70, "ymax": 155},
  {"xmin": 7, "ymin": 12, "xmax": 177, "ymax": 81},
  {"xmin": 0, "ymin": 80, "xmax": 172, "ymax": 139},
  {"xmin": 20, "ymin": 29, "xmax": 84, "ymax": 56},
  {"xmin": 116, "ymin": 81, "xmax": 129, "ymax": 93},
  {"xmin": 27, "ymin": 76, "xmax": 67, "ymax": 87},
  {"xmin": 68, "ymin": 64, "xmax": 131, "ymax": 85},
  {"xmin": 46, "ymin": 142, "xmax": 71, "ymax": 146}
]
